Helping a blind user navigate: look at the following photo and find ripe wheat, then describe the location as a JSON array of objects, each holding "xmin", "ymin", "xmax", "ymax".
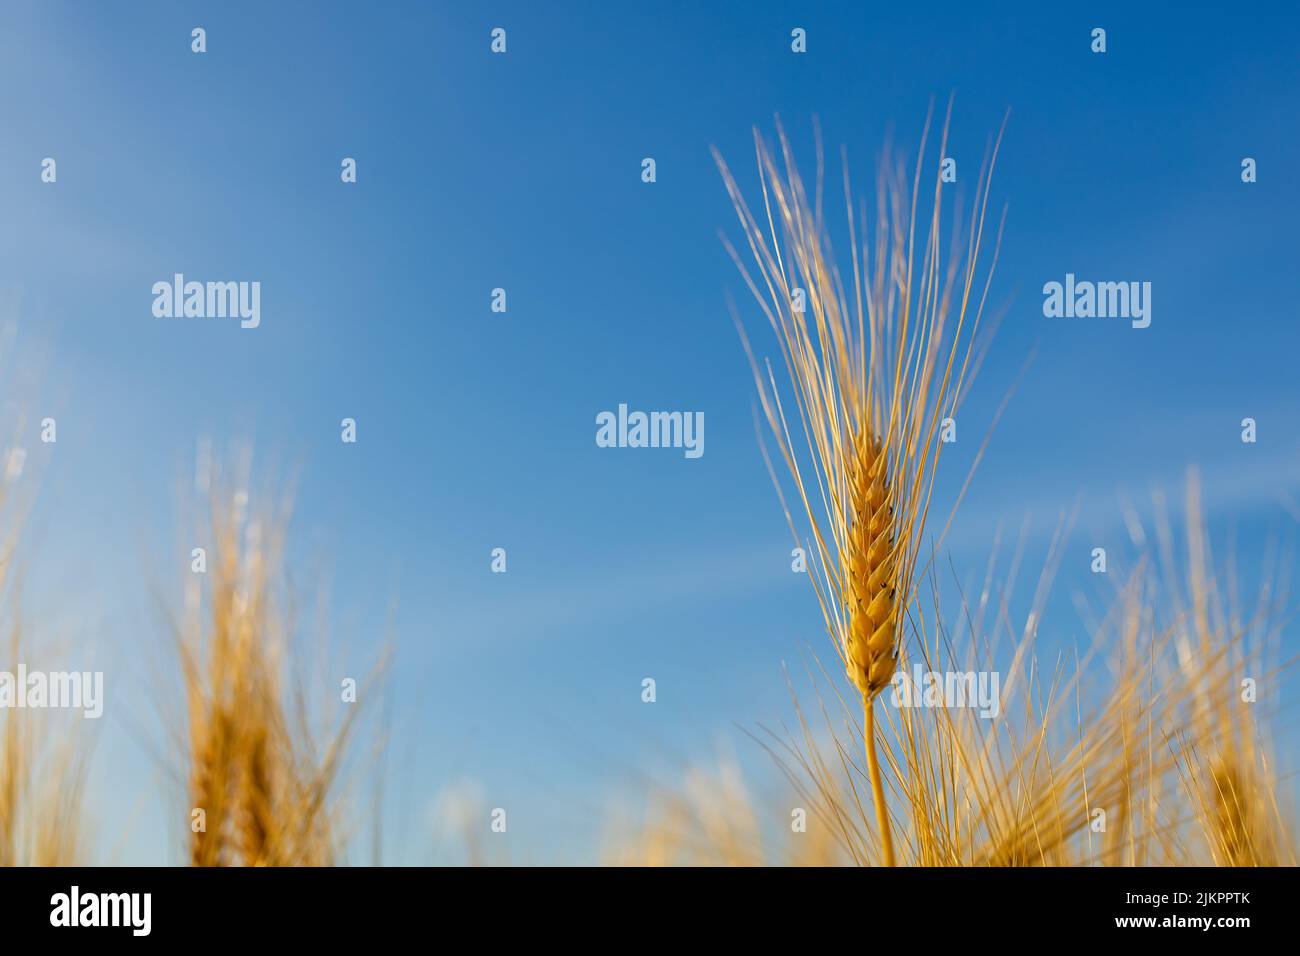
[{"xmin": 714, "ymin": 105, "xmax": 1004, "ymax": 864}]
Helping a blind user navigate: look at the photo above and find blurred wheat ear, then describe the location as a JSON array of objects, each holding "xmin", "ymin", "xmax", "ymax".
[
  {"xmin": 1172, "ymin": 470, "xmax": 1296, "ymax": 867},
  {"xmin": 0, "ymin": 460, "xmax": 90, "ymax": 867},
  {"xmin": 0, "ymin": 631, "xmax": 90, "ymax": 866},
  {"xmin": 713, "ymin": 104, "xmax": 1005, "ymax": 864},
  {"xmin": 177, "ymin": 461, "xmax": 386, "ymax": 866}
]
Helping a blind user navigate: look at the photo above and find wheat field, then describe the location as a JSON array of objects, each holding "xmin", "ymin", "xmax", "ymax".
[{"xmin": 0, "ymin": 115, "xmax": 1294, "ymax": 868}]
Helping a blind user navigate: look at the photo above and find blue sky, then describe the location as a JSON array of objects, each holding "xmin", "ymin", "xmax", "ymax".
[{"xmin": 2, "ymin": 1, "xmax": 1298, "ymax": 864}]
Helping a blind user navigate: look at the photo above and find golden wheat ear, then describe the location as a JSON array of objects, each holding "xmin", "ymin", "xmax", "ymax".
[
  {"xmin": 176, "ymin": 459, "xmax": 386, "ymax": 867},
  {"xmin": 715, "ymin": 106, "xmax": 1005, "ymax": 866},
  {"xmin": 844, "ymin": 430, "xmax": 900, "ymax": 697}
]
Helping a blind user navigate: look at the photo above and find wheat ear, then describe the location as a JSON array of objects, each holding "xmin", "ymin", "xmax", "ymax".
[
  {"xmin": 714, "ymin": 104, "xmax": 1004, "ymax": 865},
  {"xmin": 846, "ymin": 429, "xmax": 899, "ymax": 864}
]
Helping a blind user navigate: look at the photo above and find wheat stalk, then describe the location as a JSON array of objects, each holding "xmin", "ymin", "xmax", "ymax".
[
  {"xmin": 177, "ymin": 460, "xmax": 381, "ymax": 867},
  {"xmin": 714, "ymin": 104, "xmax": 1004, "ymax": 865},
  {"xmin": 0, "ymin": 441, "xmax": 90, "ymax": 867}
]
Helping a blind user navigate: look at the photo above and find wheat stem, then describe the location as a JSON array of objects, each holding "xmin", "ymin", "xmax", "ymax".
[{"xmin": 863, "ymin": 694, "xmax": 895, "ymax": 866}]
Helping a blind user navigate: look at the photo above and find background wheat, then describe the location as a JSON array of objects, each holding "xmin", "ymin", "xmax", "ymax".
[{"xmin": 173, "ymin": 457, "xmax": 383, "ymax": 867}]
